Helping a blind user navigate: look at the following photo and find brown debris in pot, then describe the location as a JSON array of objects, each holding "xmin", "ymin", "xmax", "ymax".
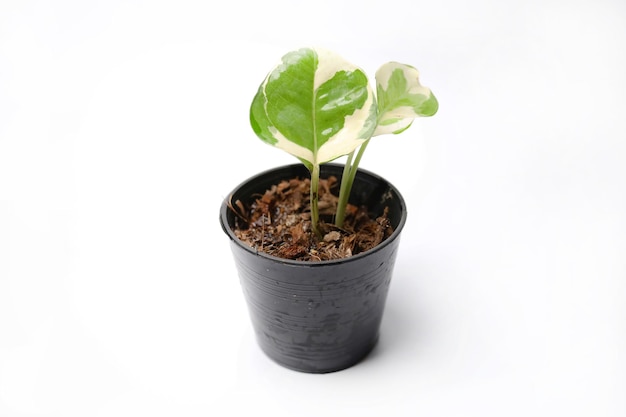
[{"xmin": 230, "ymin": 175, "xmax": 393, "ymax": 261}]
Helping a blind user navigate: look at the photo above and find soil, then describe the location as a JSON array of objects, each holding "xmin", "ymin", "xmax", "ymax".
[{"xmin": 229, "ymin": 175, "xmax": 393, "ymax": 261}]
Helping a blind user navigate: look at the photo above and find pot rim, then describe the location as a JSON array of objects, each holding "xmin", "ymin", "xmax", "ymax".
[{"xmin": 219, "ymin": 163, "xmax": 407, "ymax": 267}]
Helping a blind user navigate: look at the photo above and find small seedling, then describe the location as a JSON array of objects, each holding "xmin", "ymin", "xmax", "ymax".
[{"xmin": 250, "ymin": 47, "xmax": 438, "ymax": 237}]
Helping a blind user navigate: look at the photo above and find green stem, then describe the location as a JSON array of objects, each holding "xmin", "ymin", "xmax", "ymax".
[
  {"xmin": 350, "ymin": 138, "xmax": 370, "ymax": 181},
  {"xmin": 335, "ymin": 139, "xmax": 371, "ymax": 228},
  {"xmin": 310, "ymin": 163, "xmax": 321, "ymax": 238},
  {"xmin": 335, "ymin": 152, "xmax": 354, "ymax": 227}
]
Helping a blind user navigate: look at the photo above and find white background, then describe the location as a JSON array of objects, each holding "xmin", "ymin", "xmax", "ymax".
[{"xmin": 1, "ymin": 0, "xmax": 625, "ymax": 415}]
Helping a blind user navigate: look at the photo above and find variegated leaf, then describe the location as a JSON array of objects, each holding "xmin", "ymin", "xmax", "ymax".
[
  {"xmin": 250, "ymin": 47, "xmax": 377, "ymax": 168},
  {"xmin": 373, "ymin": 62, "xmax": 438, "ymax": 136}
]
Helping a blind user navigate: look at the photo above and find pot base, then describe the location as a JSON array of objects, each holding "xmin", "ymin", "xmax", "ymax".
[{"xmin": 258, "ymin": 334, "xmax": 379, "ymax": 374}]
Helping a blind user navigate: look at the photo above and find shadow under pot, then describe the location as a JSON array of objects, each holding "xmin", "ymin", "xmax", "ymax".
[{"xmin": 219, "ymin": 163, "xmax": 407, "ymax": 373}]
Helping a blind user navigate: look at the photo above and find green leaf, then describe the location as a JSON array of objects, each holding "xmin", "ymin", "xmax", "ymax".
[
  {"xmin": 249, "ymin": 47, "xmax": 377, "ymax": 167},
  {"xmin": 374, "ymin": 62, "xmax": 438, "ymax": 136}
]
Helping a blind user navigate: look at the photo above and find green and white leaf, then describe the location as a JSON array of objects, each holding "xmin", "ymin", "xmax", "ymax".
[
  {"xmin": 250, "ymin": 47, "xmax": 377, "ymax": 169},
  {"xmin": 373, "ymin": 62, "xmax": 438, "ymax": 136}
]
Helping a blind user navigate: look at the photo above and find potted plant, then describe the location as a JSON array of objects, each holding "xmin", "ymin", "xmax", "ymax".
[{"xmin": 220, "ymin": 47, "xmax": 438, "ymax": 373}]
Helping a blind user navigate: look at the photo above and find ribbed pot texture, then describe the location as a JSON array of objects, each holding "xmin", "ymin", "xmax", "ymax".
[{"xmin": 220, "ymin": 164, "xmax": 407, "ymax": 373}]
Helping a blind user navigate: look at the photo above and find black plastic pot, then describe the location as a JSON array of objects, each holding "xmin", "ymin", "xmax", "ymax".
[{"xmin": 220, "ymin": 163, "xmax": 407, "ymax": 373}]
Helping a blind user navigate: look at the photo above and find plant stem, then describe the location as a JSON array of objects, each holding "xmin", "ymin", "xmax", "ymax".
[
  {"xmin": 335, "ymin": 139, "xmax": 371, "ymax": 228},
  {"xmin": 310, "ymin": 163, "xmax": 321, "ymax": 238},
  {"xmin": 335, "ymin": 152, "xmax": 354, "ymax": 227},
  {"xmin": 350, "ymin": 138, "xmax": 370, "ymax": 182}
]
